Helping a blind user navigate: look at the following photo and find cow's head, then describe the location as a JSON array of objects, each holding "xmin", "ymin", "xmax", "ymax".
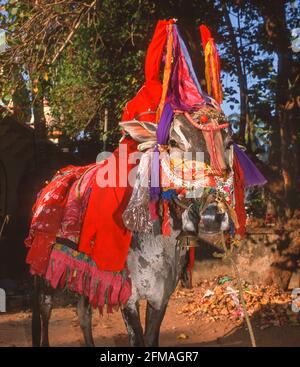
[
  {"xmin": 120, "ymin": 104, "xmax": 235, "ymax": 237},
  {"xmin": 167, "ymin": 106, "xmax": 234, "ymax": 236}
]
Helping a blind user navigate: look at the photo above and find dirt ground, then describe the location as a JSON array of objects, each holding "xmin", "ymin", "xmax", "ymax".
[{"xmin": 1, "ymin": 292, "xmax": 300, "ymax": 347}]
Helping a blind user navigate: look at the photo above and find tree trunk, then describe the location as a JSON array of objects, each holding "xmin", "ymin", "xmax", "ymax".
[
  {"xmin": 287, "ymin": 64, "xmax": 300, "ymax": 205},
  {"xmin": 258, "ymin": 0, "xmax": 297, "ymax": 214},
  {"xmin": 221, "ymin": 1, "xmax": 249, "ymax": 145},
  {"xmin": 253, "ymin": 0, "xmax": 300, "ymax": 289},
  {"xmin": 32, "ymin": 91, "xmax": 48, "ymax": 173}
]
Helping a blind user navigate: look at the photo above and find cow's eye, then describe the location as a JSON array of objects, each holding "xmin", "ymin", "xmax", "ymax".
[{"xmin": 169, "ymin": 139, "xmax": 178, "ymax": 147}]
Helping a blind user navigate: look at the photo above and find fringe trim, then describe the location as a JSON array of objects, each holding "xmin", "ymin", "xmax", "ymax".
[{"xmin": 45, "ymin": 245, "xmax": 131, "ymax": 313}]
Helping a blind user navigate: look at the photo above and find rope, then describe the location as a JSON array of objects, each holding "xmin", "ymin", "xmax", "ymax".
[
  {"xmin": 174, "ymin": 110, "xmax": 229, "ymax": 131},
  {"xmin": 219, "ymin": 232, "xmax": 257, "ymax": 347}
]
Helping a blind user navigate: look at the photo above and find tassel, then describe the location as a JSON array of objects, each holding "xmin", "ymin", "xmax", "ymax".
[
  {"xmin": 156, "ymin": 24, "xmax": 174, "ymax": 122},
  {"xmin": 162, "ymin": 200, "xmax": 171, "ymax": 236},
  {"xmin": 110, "ymin": 275, "xmax": 122, "ymax": 305},
  {"xmin": 199, "ymin": 25, "xmax": 223, "ymax": 105},
  {"xmin": 44, "ymin": 245, "xmax": 132, "ymax": 311}
]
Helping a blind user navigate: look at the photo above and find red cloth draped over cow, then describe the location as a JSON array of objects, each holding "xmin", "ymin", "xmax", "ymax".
[
  {"xmin": 78, "ymin": 138, "xmax": 138, "ymax": 271},
  {"xmin": 78, "ymin": 20, "xmax": 175, "ymax": 271},
  {"xmin": 25, "ymin": 165, "xmax": 94, "ymax": 275}
]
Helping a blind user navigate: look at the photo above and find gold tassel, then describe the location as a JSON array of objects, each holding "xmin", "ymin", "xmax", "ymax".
[{"xmin": 203, "ymin": 39, "xmax": 223, "ymax": 104}]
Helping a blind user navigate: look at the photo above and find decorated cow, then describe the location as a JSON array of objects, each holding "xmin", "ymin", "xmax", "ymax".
[{"xmin": 25, "ymin": 19, "xmax": 266, "ymax": 347}]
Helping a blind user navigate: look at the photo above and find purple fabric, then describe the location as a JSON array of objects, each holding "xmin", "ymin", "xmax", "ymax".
[
  {"xmin": 234, "ymin": 144, "xmax": 267, "ymax": 187},
  {"xmin": 167, "ymin": 27, "xmax": 193, "ymax": 110},
  {"xmin": 176, "ymin": 28, "xmax": 215, "ymax": 106},
  {"xmin": 167, "ymin": 26, "xmax": 187, "ymax": 110},
  {"xmin": 157, "ymin": 102, "xmax": 174, "ymax": 144},
  {"xmin": 150, "ymin": 26, "xmax": 207, "ymax": 201},
  {"xmin": 177, "ymin": 27, "xmax": 203, "ymax": 95},
  {"xmin": 150, "ymin": 103, "xmax": 174, "ymax": 200},
  {"xmin": 167, "ymin": 26, "xmax": 207, "ymax": 111}
]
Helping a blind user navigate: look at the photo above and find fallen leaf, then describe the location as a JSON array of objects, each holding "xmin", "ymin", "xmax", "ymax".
[{"xmin": 177, "ymin": 333, "xmax": 189, "ymax": 340}]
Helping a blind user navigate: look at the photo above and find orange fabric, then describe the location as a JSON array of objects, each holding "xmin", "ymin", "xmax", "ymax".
[
  {"xmin": 199, "ymin": 25, "xmax": 223, "ymax": 104},
  {"xmin": 156, "ymin": 24, "xmax": 174, "ymax": 122},
  {"xmin": 233, "ymin": 153, "xmax": 246, "ymax": 238}
]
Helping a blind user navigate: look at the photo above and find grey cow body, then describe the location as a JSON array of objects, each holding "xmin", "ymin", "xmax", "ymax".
[
  {"xmin": 121, "ymin": 226, "xmax": 188, "ymax": 346},
  {"xmin": 127, "ymin": 230, "xmax": 186, "ymax": 311}
]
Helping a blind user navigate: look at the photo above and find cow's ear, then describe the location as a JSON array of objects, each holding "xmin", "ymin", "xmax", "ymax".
[{"xmin": 119, "ymin": 121, "xmax": 157, "ymax": 142}]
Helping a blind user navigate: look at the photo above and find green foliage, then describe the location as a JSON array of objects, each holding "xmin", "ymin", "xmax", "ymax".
[
  {"xmin": 1, "ymin": 0, "xmax": 299, "ymax": 152},
  {"xmin": 46, "ymin": 0, "xmax": 155, "ymax": 140}
]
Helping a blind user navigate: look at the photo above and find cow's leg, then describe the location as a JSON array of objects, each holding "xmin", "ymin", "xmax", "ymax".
[
  {"xmin": 144, "ymin": 301, "xmax": 168, "ymax": 347},
  {"xmin": 40, "ymin": 289, "xmax": 53, "ymax": 347},
  {"xmin": 121, "ymin": 301, "xmax": 145, "ymax": 347},
  {"xmin": 77, "ymin": 295, "xmax": 95, "ymax": 347},
  {"xmin": 32, "ymin": 276, "xmax": 42, "ymax": 347}
]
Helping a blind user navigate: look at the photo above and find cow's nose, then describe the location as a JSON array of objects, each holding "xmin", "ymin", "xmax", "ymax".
[{"xmin": 200, "ymin": 203, "xmax": 225, "ymax": 233}]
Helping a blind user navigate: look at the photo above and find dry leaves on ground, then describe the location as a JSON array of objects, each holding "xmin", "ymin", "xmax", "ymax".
[{"xmin": 173, "ymin": 276, "xmax": 300, "ymax": 329}]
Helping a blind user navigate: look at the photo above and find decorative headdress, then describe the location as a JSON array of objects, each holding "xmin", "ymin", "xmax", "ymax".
[{"xmin": 120, "ymin": 20, "xmax": 267, "ymax": 238}]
